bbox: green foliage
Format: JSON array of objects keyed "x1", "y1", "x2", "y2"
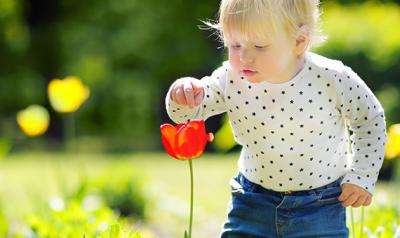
[
  {"x1": 0, "y1": 138, "x2": 12, "y2": 159},
  {"x1": 89, "y1": 175, "x2": 146, "y2": 218},
  {"x1": 349, "y1": 204, "x2": 400, "y2": 237},
  {"x1": 213, "y1": 114, "x2": 236, "y2": 152},
  {"x1": 103, "y1": 224, "x2": 143, "y2": 238},
  {"x1": 1, "y1": 1, "x2": 400, "y2": 150},
  {"x1": 376, "y1": 86, "x2": 400, "y2": 126},
  {"x1": 0, "y1": 154, "x2": 157, "y2": 238},
  {"x1": 0, "y1": 209, "x2": 9, "y2": 237},
  {"x1": 0, "y1": 0, "x2": 222, "y2": 151},
  {"x1": 18, "y1": 198, "x2": 144, "y2": 238},
  {"x1": 25, "y1": 197, "x2": 118, "y2": 237},
  {"x1": 70, "y1": 168, "x2": 148, "y2": 219},
  {"x1": 319, "y1": 1, "x2": 400, "y2": 68}
]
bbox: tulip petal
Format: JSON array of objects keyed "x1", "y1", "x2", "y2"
[
  {"x1": 187, "y1": 119, "x2": 204, "y2": 131},
  {"x1": 160, "y1": 124, "x2": 178, "y2": 159},
  {"x1": 175, "y1": 126, "x2": 198, "y2": 159},
  {"x1": 386, "y1": 124, "x2": 400, "y2": 158},
  {"x1": 160, "y1": 119, "x2": 213, "y2": 160},
  {"x1": 16, "y1": 105, "x2": 50, "y2": 137},
  {"x1": 176, "y1": 122, "x2": 207, "y2": 159},
  {"x1": 176, "y1": 123, "x2": 185, "y2": 131},
  {"x1": 48, "y1": 76, "x2": 90, "y2": 113},
  {"x1": 207, "y1": 133, "x2": 214, "y2": 142},
  {"x1": 187, "y1": 119, "x2": 209, "y2": 148}
]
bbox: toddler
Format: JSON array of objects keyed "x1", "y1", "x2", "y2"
[{"x1": 165, "y1": 0, "x2": 387, "y2": 237}]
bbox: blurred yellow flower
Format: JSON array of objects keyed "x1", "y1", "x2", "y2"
[
  {"x1": 48, "y1": 76, "x2": 90, "y2": 113},
  {"x1": 385, "y1": 123, "x2": 400, "y2": 159},
  {"x1": 16, "y1": 105, "x2": 50, "y2": 137}
]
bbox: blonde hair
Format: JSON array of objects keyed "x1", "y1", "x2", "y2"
[{"x1": 202, "y1": 0, "x2": 326, "y2": 48}]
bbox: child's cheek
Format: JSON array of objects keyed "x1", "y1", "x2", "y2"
[{"x1": 228, "y1": 52, "x2": 241, "y2": 73}]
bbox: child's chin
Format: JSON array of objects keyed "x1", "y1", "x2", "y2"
[{"x1": 245, "y1": 77, "x2": 262, "y2": 84}]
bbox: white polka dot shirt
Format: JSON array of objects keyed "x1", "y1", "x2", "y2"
[{"x1": 165, "y1": 52, "x2": 387, "y2": 194}]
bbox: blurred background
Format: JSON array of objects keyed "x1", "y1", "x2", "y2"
[{"x1": 1, "y1": 0, "x2": 400, "y2": 237}]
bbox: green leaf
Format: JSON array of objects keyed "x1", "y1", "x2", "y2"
[
  {"x1": 131, "y1": 231, "x2": 142, "y2": 238},
  {"x1": 184, "y1": 230, "x2": 189, "y2": 238},
  {"x1": 109, "y1": 224, "x2": 122, "y2": 238},
  {"x1": 213, "y1": 114, "x2": 236, "y2": 152}
]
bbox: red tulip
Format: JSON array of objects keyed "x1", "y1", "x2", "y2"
[
  {"x1": 160, "y1": 119, "x2": 214, "y2": 160},
  {"x1": 160, "y1": 119, "x2": 213, "y2": 238}
]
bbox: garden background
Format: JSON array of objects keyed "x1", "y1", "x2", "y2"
[{"x1": 1, "y1": 0, "x2": 400, "y2": 237}]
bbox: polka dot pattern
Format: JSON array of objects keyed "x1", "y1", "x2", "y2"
[{"x1": 166, "y1": 52, "x2": 387, "y2": 194}]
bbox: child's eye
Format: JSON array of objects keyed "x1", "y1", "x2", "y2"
[
  {"x1": 230, "y1": 44, "x2": 241, "y2": 50},
  {"x1": 255, "y1": 45, "x2": 268, "y2": 49}
]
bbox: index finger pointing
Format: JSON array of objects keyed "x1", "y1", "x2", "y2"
[{"x1": 183, "y1": 82, "x2": 195, "y2": 108}]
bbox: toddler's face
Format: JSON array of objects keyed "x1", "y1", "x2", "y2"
[{"x1": 227, "y1": 31, "x2": 300, "y2": 84}]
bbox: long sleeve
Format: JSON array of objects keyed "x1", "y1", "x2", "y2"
[
  {"x1": 165, "y1": 62, "x2": 229, "y2": 124},
  {"x1": 336, "y1": 66, "x2": 387, "y2": 194}
]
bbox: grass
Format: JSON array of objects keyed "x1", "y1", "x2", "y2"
[
  {"x1": 0, "y1": 152, "x2": 398, "y2": 238},
  {"x1": 0, "y1": 152, "x2": 237, "y2": 238}
]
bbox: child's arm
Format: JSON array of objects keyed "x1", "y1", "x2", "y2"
[
  {"x1": 336, "y1": 66, "x2": 387, "y2": 195},
  {"x1": 165, "y1": 63, "x2": 228, "y2": 124}
]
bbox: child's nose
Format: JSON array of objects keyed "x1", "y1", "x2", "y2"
[{"x1": 239, "y1": 49, "x2": 255, "y2": 64}]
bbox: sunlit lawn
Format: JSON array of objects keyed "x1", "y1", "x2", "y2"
[{"x1": 0, "y1": 152, "x2": 398, "y2": 238}]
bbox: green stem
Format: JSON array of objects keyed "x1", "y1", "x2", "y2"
[
  {"x1": 63, "y1": 113, "x2": 76, "y2": 153},
  {"x1": 360, "y1": 206, "x2": 364, "y2": 238},
  {"x1": 188, "y1": 159, "x2": 194, "y2": 238},
  {"x1": 351, "y1": 207, "x2": 356, "y2": 238}
]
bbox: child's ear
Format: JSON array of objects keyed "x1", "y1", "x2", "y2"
[{"x1": 294, "y1": 25, "x2": 310, "y2": 56}]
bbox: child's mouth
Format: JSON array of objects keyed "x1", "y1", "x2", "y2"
[{"x1": 242, "y1": 69, "x2": 257, "y2": 76}]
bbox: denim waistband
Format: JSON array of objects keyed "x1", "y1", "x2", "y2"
[{"x1": 236, "y1": 172, "x2": 345, "y2": 196}]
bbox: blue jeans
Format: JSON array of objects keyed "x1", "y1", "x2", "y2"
[{"x1": 221, "y1": 173, "x2": 349, "y2": 238}]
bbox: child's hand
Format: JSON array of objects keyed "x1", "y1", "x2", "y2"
[
  {"x1": 338, "y1": 183, "x2": 372, "y2": 208},
  {"x1": 170, "y1": 77, "x2": 205, "y2": 109}
]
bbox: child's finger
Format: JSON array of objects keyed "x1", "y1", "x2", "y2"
[
  {"x1": 338, "y1": 185, "x2": 352, "y2": 202},
  {"x1": 342, "y1": 193, "x2": 358, "y2": 207},
  {"x1": 364, "y1": 196, "x2": 372, "y2": 206},
  {"x1": 191, "y1": 80, "x2": 204, "y2": 95},
  {"x1": 170, "y1": 87, "x2": 178, "y2": 103},
  {"x1": 194, "y1": 89, "x2": 204, "y2": 106},
  {"x1": 175, "y1": 86, "x2": 187, "y2": 105},
  {"x1": 183, "y1": 83, "x2": 195, "y2": 108},
  {"x1": 191, "y1": 80, "x2": 204, "y2": 106},
  {"x1": 352, "y1": 195, "x2": 367, "y2": 208}
]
